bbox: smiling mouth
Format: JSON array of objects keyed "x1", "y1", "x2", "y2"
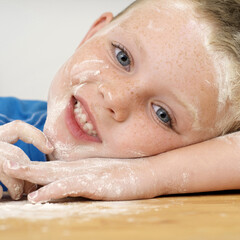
[
  {"x1": 73, "y1": 99, "x2": 97, "y2": 137},
  {"x1": 65, "y1": 96, "x2": 101, "y2": 143}
]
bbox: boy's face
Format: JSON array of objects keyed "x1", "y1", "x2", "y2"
[{"x1": 44, "y1": 0, "x2": 223, "y2": 160}]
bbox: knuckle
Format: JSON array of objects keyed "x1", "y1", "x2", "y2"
[
  {"x1": 11, "y1": 120, "x2": 23, "y2": 129},
  {"x1": 12, "y1": 120, "x2": 22, "y2": 126}
]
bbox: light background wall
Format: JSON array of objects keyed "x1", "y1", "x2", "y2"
[{"x1": 0, "y1": 0, "x2": 134, "y2": 100}]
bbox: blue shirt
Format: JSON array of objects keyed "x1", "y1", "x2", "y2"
[{"x1": 0, "y1": 97, "x2": 47, "y2": 191}]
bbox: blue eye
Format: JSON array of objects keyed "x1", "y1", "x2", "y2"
[
  {"x1": 115, "y1": 48, "x2": 130, "y2": 67},
  {"x1": 152, "y1": 104, "x2": 171, "y2": 126},
  {"x1": 112, "y1": 43, "x2": 132, "y2": 71}
]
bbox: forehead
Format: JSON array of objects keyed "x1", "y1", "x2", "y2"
[
  {"x1": 114, "y1": 1, "x2": 211, "y2": 74},
  {"x1": 119, "y1": 1, "x2": 206, "y2": 54}
]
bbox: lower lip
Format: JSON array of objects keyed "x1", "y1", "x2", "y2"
[{"x1": 65, "y1": 97, "x2": 101, "y2": 143}]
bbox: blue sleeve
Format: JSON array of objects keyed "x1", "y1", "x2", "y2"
[{"x1": 0, "y1": 97, "x2": 48, "y2": 191}]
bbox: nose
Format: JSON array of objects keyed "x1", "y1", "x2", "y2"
[{"x1": 97, "y1": 83, "x2": 131, "y2": 122}]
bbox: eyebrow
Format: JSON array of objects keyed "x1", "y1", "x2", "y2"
[
  {"x1": 132, "y1": 34, "x2": 146, "y2": 58},
  {"x1": 120, "y1": 27, "x2": 146, "y2": 58}
]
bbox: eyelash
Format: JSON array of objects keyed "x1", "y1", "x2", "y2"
[
  {"x1": 111, "y1": 42, "x2": 133, "y2": 72},
  {"x1": 152, "y1": 104, "x2": 174, "y2": 129}
]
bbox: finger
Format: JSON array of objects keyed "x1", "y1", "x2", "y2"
[
  {"x1": 0, "y1": 121, "x2": 54, "y2": 154},
  {"x1": 3, "y1": 160, "x2": 82, "y2": 185},
  {"x1": 27, "y1": 175, "x2": 112, "y2": 203},
  {"x1": 0, "y1": 173, "x2": 24, "y2": 200},
  {"x1": 0, "y1": 142, "x2": 31, "y2": 164},
  {"x1": 27, "y1": 177, "x2": 88, "y2": 203},
  {"x1": 3, "y1": 160, "x2": 54, "y2": 185}
]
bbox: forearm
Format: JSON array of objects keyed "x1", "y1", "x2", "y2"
[
  {"x1": 149, "y1": 132, "x2": 240, "y2": 196},
  {"x1": 3, "y1": 131, "x2": 240, "y2": 203}
]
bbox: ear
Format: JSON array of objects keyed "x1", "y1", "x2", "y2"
[{"x1": 77, "y1": 12, "x2": 114, "y2": 48}]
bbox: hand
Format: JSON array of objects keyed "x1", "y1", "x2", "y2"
[
  {"x1": 0, "y1": 121, "x2": 54, "y2": 200},
  {"x1": 3, "y1": 158, "x2": 159, "y2": 203}
]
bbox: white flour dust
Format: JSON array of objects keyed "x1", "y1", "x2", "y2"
[{"x1": 0, "y1": 197, "x2": 161, "y2": 222}]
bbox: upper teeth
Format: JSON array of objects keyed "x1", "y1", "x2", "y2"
[{"x1": 74, "y1": 101, "x2": 97, "y2": 137}]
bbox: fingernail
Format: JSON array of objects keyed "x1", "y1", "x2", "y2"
[
  {"x1": 28, "y1": 191, "x2": 38, "y2": 202},
  {"x1": 7, "y1": 160, "x2": 20, "y2": 170},
  {"x1": 14, "y1": 192, "x2": 22, "y2": 201}
]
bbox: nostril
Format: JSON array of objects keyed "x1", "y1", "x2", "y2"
[
  {"x1": 109, "y1": 108, "x2": 126, "y2": 122},
  {"x1": 109, "y1": 108, "x2": 115, "y2": 114},
  {"x1": 108, "y1": 108, "x2": 117, "y2": 119}
]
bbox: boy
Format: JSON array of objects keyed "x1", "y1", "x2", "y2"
[{"x1": 1, "y1": 0, "x2": 240, "y2": 203}]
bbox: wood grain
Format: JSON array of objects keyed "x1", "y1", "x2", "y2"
[{"x1": 1, "y1": 191, "x2": 240, "y2": 240}]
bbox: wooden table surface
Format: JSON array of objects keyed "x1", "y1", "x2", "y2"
[{"x1": 1, "y1": 191, "x2": 240, "y2": 240}]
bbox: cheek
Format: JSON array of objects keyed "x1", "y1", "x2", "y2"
[
  {"x1": 47, "y1": 66, "x2": 72, "y2": 110},
  {"x1": 108, "y1": 119, "x2": 185, "y2": 156}
]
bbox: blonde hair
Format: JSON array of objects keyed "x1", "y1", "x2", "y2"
[
  {"x1": 193, "y1": 0, "x2": 240, "y2": 134},
  {"x1": 115, "y1": 0, "x2": 240, "y2": 135}
]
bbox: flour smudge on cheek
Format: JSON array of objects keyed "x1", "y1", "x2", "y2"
[{"x1": 44, "y1": 58, "x2": 109, "y2": 160}]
